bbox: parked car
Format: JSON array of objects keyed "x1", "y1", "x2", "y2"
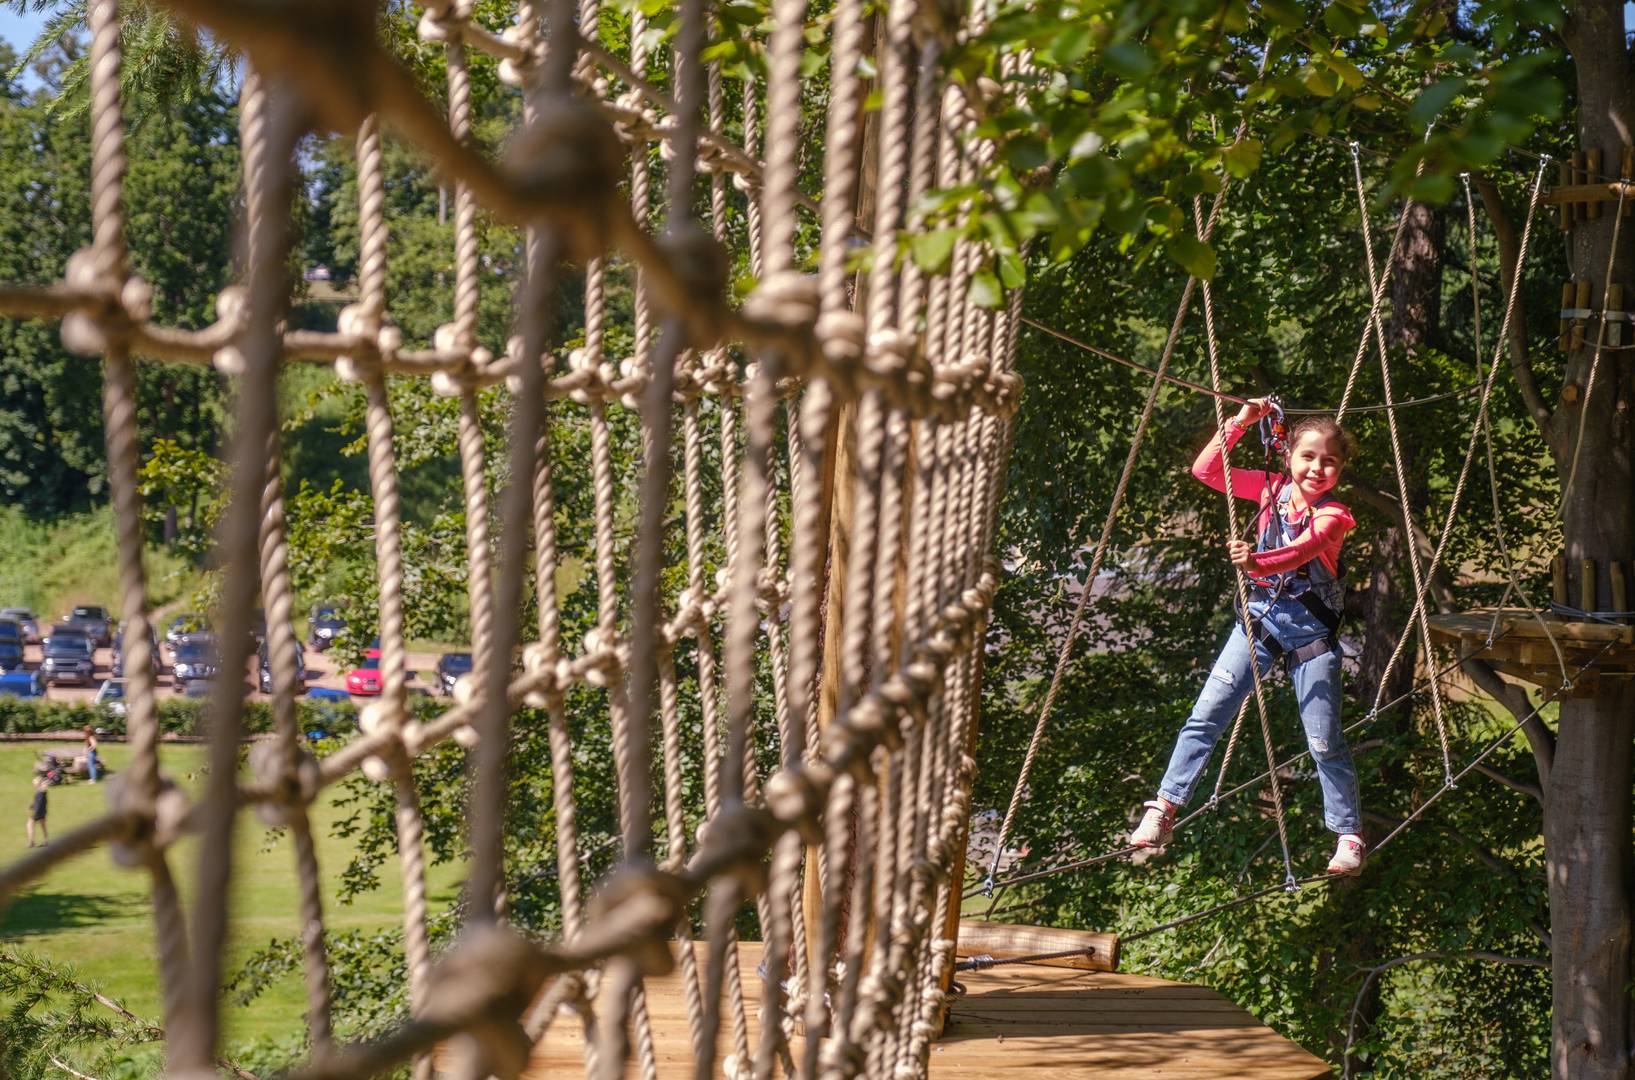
[
  {"x1": 94, "y1": 678, "x2": 128, "y2": 716},
  {"x1": 165, "y1": 614, "x2": 211, "y2": 653},
  {"x1": 307, "y1": 605, "x2": 347, "y2": 650},
  {"x1": 41, "y1": 632, "x2": 96, "y2": 686},
  {"x1": 0, "y1": 607, "x2": 40, "y2": 643},
  {"x1": 435, "y1": 651, "x2": 474, "y2": 696},
  {"x1": 183, "y1": 679, "x2": 250, "y2": 700},
  {"x1": 0, "y1": 637, "x2": 24, "y2": 673},
  {"x1": 0, "y1": 618, "x2": 22, "y2": 645},
  {"x1": 59, "y1": 605, "x2": 113, "y2": 647},
  {"x1": 0, "y1": 669, "x2": 46, "y2": 698},
  {"x1": 345, "y1": 654, "x2": 383, "y2": 696},
  {"x1": 112, "y1": 625, "x2": 162, "y2": 678},
  {"x1": 257, "y1": 639, "x2": 308, "y2": 695},
  {"x1": 171, "y1": 637, "x2": 221, "y2": 691}
]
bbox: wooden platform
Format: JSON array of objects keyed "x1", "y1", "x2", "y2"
[
  {"x1": 1428, "y1": 606, "x2": 1635, "y2": 696},
  {"x1": 516, "y1": 943, "x2": 1329, "y2": 1078}
]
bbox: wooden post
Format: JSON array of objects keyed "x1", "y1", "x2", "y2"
[
  {"x1": 1609, "y1": 560, "x2": 1627, "y2": 616},
  {"x1": 1573, "y1": 149, "x2": 1587, "y2": 222},
  {"x1": 803, "y1": 22, "x2": 881, "y2": 976},
  {"x1": 1622, "y1": 146, "x2": 1633, "y2": 215},
  {"x1": 1553, "y1": 555, "x2": 1570, "y2": 606},
  {"x1": 1587, "y1": 148, "x2": 1604, "y2": 219},
  {"x1": 1609, "y1": 283, "x2": 1624, "y2": 346},
  {"x1": 1582, "y1": 558, "x2": 1599, "y2": 613}
]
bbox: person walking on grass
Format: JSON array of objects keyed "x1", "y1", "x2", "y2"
[
  {"x1": 83, "y1": 725, "x2": 100, "y2": 784},
  {"x1": 26, "y1": 775, "x2": 48, "y2": 847}
]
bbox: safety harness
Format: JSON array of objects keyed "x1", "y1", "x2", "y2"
[{"x1": 1239, "y1": 398, "x2": 1345, "y2": 671}]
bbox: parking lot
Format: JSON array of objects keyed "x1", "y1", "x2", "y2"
[{"x1": 10, "y1": 638, "x2": 449, "y2": 704}]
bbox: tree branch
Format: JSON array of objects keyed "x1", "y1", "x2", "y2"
[
  {"x1": 1340, "y1": 473, "x2": 1556, "y2": 786},
  {"x1": 1362, "y1": 809, "x2": 1551, "y2": 948},
  {"x1": 1343, "y1": 951, "x2": 1549, "y2": 1079},
  {"x1": 1473, "y1": 172, "x2": 1555, "y2": 448}
]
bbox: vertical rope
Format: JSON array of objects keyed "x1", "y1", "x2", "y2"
[{"x1": 1350, "y1": 144, "x2": 1454, "y2": 784}]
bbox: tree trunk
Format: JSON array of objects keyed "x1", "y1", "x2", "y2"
[
  {"x1": 1338, "y1": 195, "x2": 1444, "y2": 1074},
  {"x1": 1552, "y1": 3, "x2": 1635, "y2": 1075}
]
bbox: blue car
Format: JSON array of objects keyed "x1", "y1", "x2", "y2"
[{"x1": 0, "y1": 670, "x2": 47, "y2": 698}]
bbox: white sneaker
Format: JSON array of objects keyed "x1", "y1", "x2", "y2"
[
  {"x1": 1131, "y1": 800, "x2": 1175, "y2": 849},
  {"x1": 1327, "y1": 833, "x2": 1365, "y2": 876}
]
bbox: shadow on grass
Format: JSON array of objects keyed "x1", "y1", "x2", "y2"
[{"x1": 1, "y1": 890, "x2": 129, "y2": 936}]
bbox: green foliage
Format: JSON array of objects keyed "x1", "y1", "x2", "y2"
[
  {"x1": 908, "y1": 0, "x2": 1566, "y2": 293},
  {"x1": 0, "y1": 69, "x2": 234, "y2": 514}
]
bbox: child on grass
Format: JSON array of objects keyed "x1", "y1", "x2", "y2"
[
  {"x1": 1132, "y1": 397, "x2": 1365, "y2": 875},
  {"x1": 26, "y1": 775, "x2": 48, "y2": 848}
]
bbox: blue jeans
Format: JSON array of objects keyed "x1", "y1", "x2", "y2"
[
  {"x1": 1157, "y1": 596, "x2": 1361, "y2": 834},
  {"x1": 86, "y1": 750, "x2": 98, "y2": 782}
]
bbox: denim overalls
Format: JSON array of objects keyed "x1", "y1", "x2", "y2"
[{"x1": 1157, "y1": 485, "x2": 1361, "y2": 834}]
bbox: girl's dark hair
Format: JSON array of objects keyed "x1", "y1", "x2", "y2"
[{"x1": 1288, "y1": 414, "x2": 1356, "y2": 464}]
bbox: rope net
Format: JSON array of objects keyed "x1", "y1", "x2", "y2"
[{"x1": 0, "y1": 0, "x2": 1024, "y2": 1076}]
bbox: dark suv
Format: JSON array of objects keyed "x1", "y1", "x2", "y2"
[
  {"x1": 171, "y1": 636, "x2": 221, "y2": 691},
  {"x1": 41, "y1": 632, "x2": 96, "y2": 686},
  {"x1": 112, "y1": 625, "x2": 162, "y2": 678},
  {"x1": 435, "y1": 651, "x2": 474, "y2": 696},
  {"x1": 59, "y1": 605, "x2": 113, "y2": 647},
  {"x1": 257, "y1": 639, "x2": 308, "y2": 694}
]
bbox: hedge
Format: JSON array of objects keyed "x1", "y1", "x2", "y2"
[{"x1": 0, "y1": 697, "x2": 361, "y2": 738}]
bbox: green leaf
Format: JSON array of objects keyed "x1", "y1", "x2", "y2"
[
  {"x1": 1222, "y1": 137, "x2": 1262, "y2": 178},
  {"x1": 911, "y1": 228, "x2": 961, "y2": 274},
  {"x1": 1409, "y1": 76, "x2": 1465, "y2": 130},
  {"x1": 969, "y1": 267, "x2": 1003, "y2": 309},
  {"x1": 997, "y1": 252, "x2": 1026, "y2": 289},
  {"x1": 1165, "y1": 233, "x2": 1217, "y2": 280},
  {"x1": 1102, "y1": 42, "x2": 1155, "y2": 79}
]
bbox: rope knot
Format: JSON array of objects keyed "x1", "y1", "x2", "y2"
[
  {"x1": 582, "y1": 628, "x2": 623, "y2": 686},
  {"x1": 695, "y1": 804, "x2": 778, "y2": 893},
  {"x1": 357, "y1": 700, "x2": 412, "y2": 782},
  {"x1": 816, "y1": 309, "x2": 866, "y2": 369},
  {"x1": 60, "y1": 247, "x2": 143, "y2": 355},
  {"x1": 497, "y1": 24, "x2": 538, "y2": 87},
  {"x1": 589, "y1": 863, "x2": 688, "y2": 975},
  {"x1": 743, "y1": 271, "x2": 820, "y2": 334},
  {"x1": 247, "y1": 741, "x2": 321, "y2": 828},
  {"x1": 504, "y1": 98, "x2": 626, "y2": 261},
  {"x1": 762, "y1": 766, "x2": 827, "y2": 842},
  {"x1": 425, "y1": 925, "x2": 549, "y2": 1080},
  {"x1": 657, "y1": 222, "x2": 732, "y2": 346},
  {"x1": 416, "y1": 1, "x2": 464, "y2": 44},
  {"x1": 105, "y1": 772, "x2": 190, "y2": 869}
]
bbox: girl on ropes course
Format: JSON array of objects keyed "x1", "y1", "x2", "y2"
[{"x1": 1131, "y1": 396, "x2": 1366, "y2": 876}]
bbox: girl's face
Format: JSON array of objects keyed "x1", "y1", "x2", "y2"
[{"x1": 1288, "y1": 430, "x2": 1345, "y2": 501}]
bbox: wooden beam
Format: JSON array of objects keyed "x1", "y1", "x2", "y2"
[
  {"x1": 1581, "y1": 557, "x2": 1598, "y2": 612},
  {"x1": 956, "y1": 921, "x2": 1121, "y2": 973},
  {"x1": 1545, "y1": 181, "x2": 1635, "y2": 206}
]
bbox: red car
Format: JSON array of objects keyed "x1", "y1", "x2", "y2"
[{"x1": 345, "y1": 650, "x2": 383, "y2": 696}]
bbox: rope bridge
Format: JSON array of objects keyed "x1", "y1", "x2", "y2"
[{"x1": 0, "y1": 0, "x2": 1025, "y2": 1076}]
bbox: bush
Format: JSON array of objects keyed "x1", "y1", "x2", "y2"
[{"x1": 0, "y1": 697, "x2": 358, "y2": 738}]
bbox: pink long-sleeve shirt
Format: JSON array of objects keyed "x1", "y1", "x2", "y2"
[{"x1": 1191, "y1": 424, "x2": 1354, "y2": 578}]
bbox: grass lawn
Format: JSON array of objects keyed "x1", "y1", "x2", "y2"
[{"x1": 0, "y1": 740, "x2": 465, "y2": 1059}]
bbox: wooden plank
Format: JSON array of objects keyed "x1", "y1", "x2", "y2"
[
  {"x1": 1559, "y1": 282, "x2": 1574, "y2": 352},
  {"x1": 1610, "y1": 283, "x2": 1624, "y2": 347},
  {"x1": 510, "y1": 942, "x2": 1330, "y2": 1079},
  {"x1": 1553, "y1": 557, "x2": 1570, "y2": 606},
  {"x1": 1582, "y1": 557, "x2": 1598, "y2": 613},
  {"x1": 1611, "y1": 560, "x2": 1628, "y2": 616},
  {"x1": 956, "y1": 920, "x2": 1120, "y2": 971}
]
